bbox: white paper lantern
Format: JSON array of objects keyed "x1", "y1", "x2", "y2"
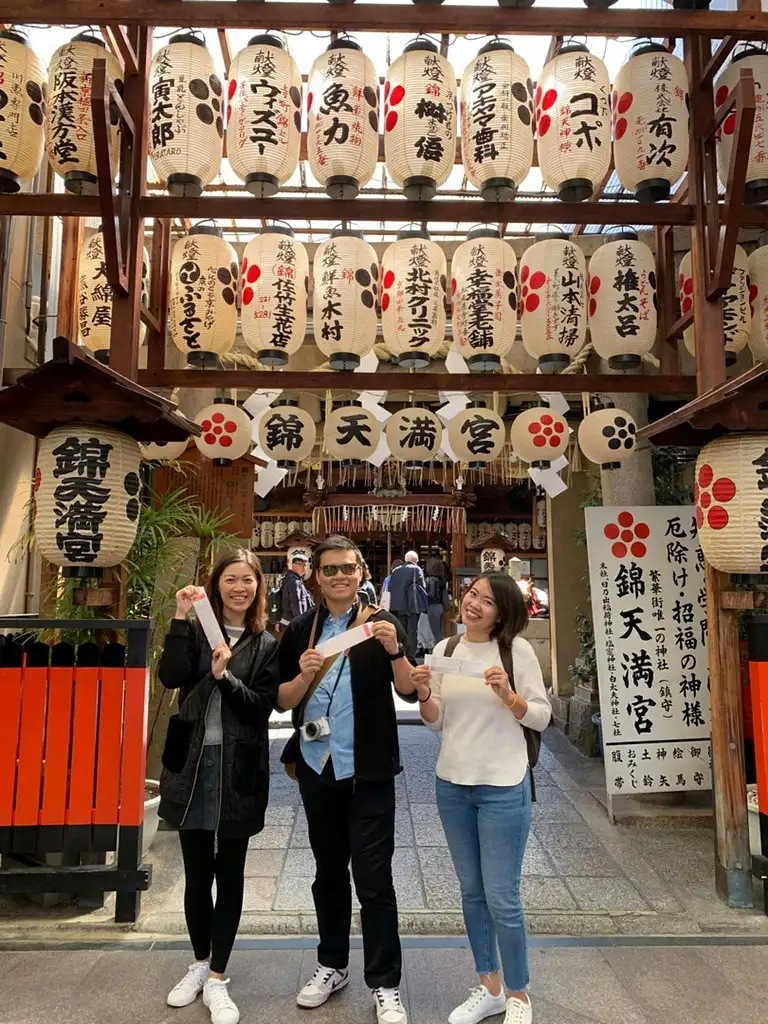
[
  {"x1": 384, "y1": 40, "x2": 456, "y2": 201},
  {"x1": 0, "y1": 31, "x2": 46, "y2": 194},
  {"x1": 194, "y1": 400, "x2": 253, "y2": 464},
  {"x1": 287, "y1": 543, "x2": 312, "y2": 566},
  {"x1": 588, "y1": 233, "x2": 657, "y2": 370},
  {"x1": 695, "y1": 435, "x2": 768, "y2": 577},
  {"x1": 325, "y1": 402, "x2": 382, "y2": 466},
  {"x1": 241, "y1": 225, "x2": 308, "y2": 367},
  {"x1": 613, "y1": 43, "x2": 689, "y2": 203},
  {"x1": 313, "y1": 228, "x2": 379, "y2": 370},
  {"x1": 259, "y1": 401, "x2": 316, "y2": 468},
  {"x1": 748, "y1": 241, "x2": 768, "y2": 362},
  {"x1": 149, "y1": 33, "x2": 223, "y2": 197},
  {"x1": 520, "y1": 237, "x2": 587, "y2": 371},
  {"x1": 679, "y1": 246, "x2": 750, "y2": 366},
  {"x1": 307, "y1": 39, "x2": 379, "y2": 200},
  {"x1": 227, "y1": 34, "x2": 302, "y2": 197},
  {"x1": 381, "y1": 226, "x2": 447, "y2": 368},
  {"x1": 578, "y1": 407, "x2": 638, "y2": 469},
  {"x1": 452, "y1": 227, "x2": 517, "y2": 372},
  {"x1": 46, "y1": 33, "x2": 122, "y2": 195},
  {"x1": 715, "y1": 46, "x2": 768, "y2": 205},
  {"x1": 34, "y1": 423, "x2": 141, "y2": 576},
  {"x1": 169, "y1": 224, "x2": 238, "y2": 366},
  {"x1": 447, "y1": 403, "x2": 506, "y2": 467},
  {"x1": 77, "y1": 231, "x2": 150, "y2": 360},
  {"x1": 536, "y1": 43, "x2": 611, "y2": 202},
  {"x1": 385, "y1": 406, "x2": 443, "y2": 468},
  {"x1": 460, "y1": 40, "x2": 533, "y2": 202},
  {"x1": 480, "y1": 547, "x2": 507, "y2": 573},
  {"x1": 510, "y1": 406, "x2": 568, "y2": 467},
  {"x1": 140, "y1": 438, "x2": 189, "y2": 461}
]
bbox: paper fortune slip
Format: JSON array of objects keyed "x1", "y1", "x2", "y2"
[
  {"x1": 193, "y1": 591, "x2": 228, "y2": 651},
  {"x1": 316, "y1": 622, "x2": 375, "y2": 658},
  {"x1": 425, "y1": 654, "x2": 487, "y2": 679}
]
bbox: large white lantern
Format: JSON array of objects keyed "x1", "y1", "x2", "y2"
[
  {"x1": 169, "y1": 224, "x2": 238, "y2": 366},
  {"x1": 748, "y1": 240, "x2": 768, "y2": 362},
  {"x1": 613, "y1": 42, "x2": 689, "y2": 203},
  {"x1": 307, "y1": 39, "x2": 379, "y2": 200},
  {"x1": 460, "y1": 40, "x2": 533, "y2": 202},
  {"x1": 715, "y1": 46, "x2": 768, "y2": 205},
  {"x1": 448, "y1": 402, "x2": 506, "y2": 468},
  {"x1": 510, "y1": 406, "x2": 568, "y2": 467},
  {"x1": 149, "y1": 32, "x2": 223, "y2": 197},
  {"x1": 34, "y1": 423, "x2": 141, "y2": 577},
  {"x1": 520, "y1": 237, "x2": 587, "y2": 371},
  {"x1": 77, "y1": 230, "x2": 150, "y2": 361},
  {"x1": 194, "y1": 399, "x2": 253, "y2": 465},
  {"x1": 0, "y1": 31, "x2": 46, "y2": 194},
  {"x1": 313, "y1": 227, "x2": 379, "y2": 370},
  {"x1": 385, "y1": 406, "x2": 443, "y2": 468},
  {"x1": 325, "y1": 402, "x2": 382, "y2": 466},
  {"x1": 480, "y1": 547, "x2": 507, "y2": 574},
  {"x1": 227, "y1": 34, "x2": 302, "y2": 198},
  {"x1": 259, "y1": 400, "x2": 316, "y2": 468},
  {"x1": 381, "y1": 226, "x2": 447, "y2": 368},
  {"x1": 578, "y1": 406, "x2": 638, "y2": 469},
  {"x1": 535, "y1": 43, "x2": 611, "y2": 202},
  {"x1": 679, "y1": 246, "x2": 750, "y2": 366},
  {"x1": 384, "y1": 39, "x2": 456, "y2": 201},
  {"x1": 46, "y1": 33, "x2": 122, "y2": 195},
  {"x1": 452, "y1": 227, "x2": 517, "y2": 372},
  {"x1": 695, "y1": 435, "x2": 768, "y2": 578},
  {"x1": 140, "y1": 438, "x2": 189, "y2": 461},
  {"x1": 588, "y1": 232, "x2": 657, "y2": 370},
  {"x1": 241, "y1": 225, "x2": 308, "y2": 368}
]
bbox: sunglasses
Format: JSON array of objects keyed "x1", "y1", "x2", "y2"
[{"x1": 319, "y1": 562, "x2": 361, "y2": 578}]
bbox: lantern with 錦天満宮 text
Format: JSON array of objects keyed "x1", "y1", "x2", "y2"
[
  {"x1": 588, "y1": 233, "x2": 657, "y2": 370},
  {"x1": 0, "y1": 31, "x2": 46, "y2": 194},
  {"x1": 313, "y1": 228, "x2": 379, "y2": 370},
  {"x1": 452, "y1": 227, "x2": 517, "y2": 372},
  {"x1": 385, "y1": 406, "x2": 443, "y2": 470},
  {"x1": 194, "y1": 400, "x2": 254, "y2": 466},
  {"x1": 324, "y1": 402, "x2": 382, "y2": 467},
  {"x1": 447, "y1": 403, "x2": 506, "y2": 468},
  {"x1": 381, "y1": 226, "x2": 447, "y2": 369},
  {"x1": 520, "y1": 237, "x2": 587, "y2": 371},
  {"x1": 259, "y1": 401, "x2": 317, "y2": 469}
]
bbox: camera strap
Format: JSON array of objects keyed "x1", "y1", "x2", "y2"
[{"x1": 297, "y1": 603, "x2": 378, "y2": 719}]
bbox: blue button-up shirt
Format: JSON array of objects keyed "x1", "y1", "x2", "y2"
[{"x1": 301, "y1": 608, "x2": 355, "y2": 780}]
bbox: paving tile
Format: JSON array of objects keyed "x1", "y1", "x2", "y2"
[
  {"x1": 417, "y1": 847, "x2": 462, "y2": 910},
  {"x1": 241, "y1": 876, "x2": 278, "y2": 912},
  {"x1": 392, "y1": 847, "x2": 425, "y2": 909},
  {"x1": 533, "y1": 824, "x2": 604, "y2": 850},
  {"x1": 282, "y1": 848, "x2": 317, "y2": 877},
  {"x1": 263, "y1": 804, "x2": 297, "y2": 828},
  {"x1": 274, "y1": 874, "x2": 315, "y2": 912},
  {"x1": 527, "y1": 914, "x2": 618, "y2": 936},
  {"x1": 522, "y1": 877, "x2": 577, "y2": 911},
  {"x1": 540, "y1": 844, "x2": 625, "y2": 878},
  {"x1": 0, "y1": 951, "x2": 103, "y2": 1024},
  {"x1": 249, "y1": 826, "x2": 293, "y2": 849},
  {"x1": 529, "y1": 949, "x2": 649, "y2": 1024},
  {"x1": 565, "y1": 877, "x2": 649, "y2": 912},
  {"x1": 244, "y1": 848, "x2": 285, "y2": 878},
  {"x1": 522, "y1": 834, "x2": 559, "y2": 876},
  {"x1": 410, "y1": 803, "x2": 447, "y2": 846},
  {"x1": 532, "y1": 792, "x2": 586, "y2": 824}
]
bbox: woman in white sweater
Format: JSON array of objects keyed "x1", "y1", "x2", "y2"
[{"x1": 411, "y1": 573, "x2": 551, "y2": 1024}]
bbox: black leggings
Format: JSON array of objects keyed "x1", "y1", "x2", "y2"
[{"x1": 179, "y1": 830, "x2": 249, "y2": 974}]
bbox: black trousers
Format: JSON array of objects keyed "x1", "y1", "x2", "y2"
[
  {"x1": 395, "y1": 611, "x2": 420, "y2": 654},
  {"x1": 179, "y1": 829, "x2": 249, "y2": 974},
  {"x1": 298, "y1": 761, "x2": 402, "y2": 989}
]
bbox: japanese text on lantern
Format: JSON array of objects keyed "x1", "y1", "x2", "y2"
[
  {"x1": 315, "y1": 49, "x2": 356, "y2": 166},
  {"x1": 612, "y1": 243, "x2": 647, "y2": 339},
  {"x1": 461, "y1": 413, "x2": 501, "y2": 457},
  {"x1": 398, "y1": 412, "x2": 438, "y2": 452},
  {"x1": 414, "y1": 53, "x2": 452, "y2": 165},
  {"x1": 52, "y1": 436, "x2": 113, "y2": 563},
  {"x1": 753, "y1": 446, "x2": 768, "y2": 572},
  {"x1": 246, "y1": 47, "x2": 285, "y2": 155},
  {"x1": 320, "y1": 241, "x2": 343, "y2": 347},
  {"x1": 79, "y1": 234, "x2": 112, "y2": 339},
  {"x1": 0, "y1": 38, "x2": 23, "y2": 163},
  {"x1": 465, "y1": 243, "x2": 495, "y2": 350},
  {"x1": 558, "y1": 245, "x2": 582, "y2": 349},
  {"x1": 50, "y1": 46, "x2": 79, "y2": 166},
  {"x1": 469, "y1": 56, "x2": 498, "y2": 167},
  {"x1": 404, "y1": 243, "x2": 435, "y2": 350},
  {"x1": 642, "y1": 54, "x2": 678, "y2": 171},
  {"x1": 264, "y1": 411, "x2": 303, "y2": 452},
  {"x1": 586, "y1": 506, "x2": 711, "y2": 796},
  {"x1": 335, "y1": 413, "x2": 373, "y2": 450},
  {"x1": 177, "y1": 237, "x2": 203, "y2": 349},
  {"x1": 270, "y1": 238, "x2": 297, "y2": 350},
  {"x1": 151, "y1": 48, "x2": 177, "y2": 154},
  {"x1": 560, "y1": 53, "x2": 607, "y2": 156}
]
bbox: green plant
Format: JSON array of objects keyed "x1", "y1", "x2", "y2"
[{"x1": 569, "y1": 610, "x2": 597, "y2": 689}]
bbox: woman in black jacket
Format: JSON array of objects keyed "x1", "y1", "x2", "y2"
[{"x1": 158, "y1": 549, "x2": 279, "y2": 1024}]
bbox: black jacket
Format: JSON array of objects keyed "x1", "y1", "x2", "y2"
[
  {"x1": 281, "y1": 568, "x2": 313, "y2": 624},
  {"x1": 278, "y1": 604, "x2": 418, "y2": 781},
  {"x1": 157, "y1": 618, "x2": 280, "y2": 838},
  {"x1": 388, "y1": 563, "x2": 427, "y2": 614}
]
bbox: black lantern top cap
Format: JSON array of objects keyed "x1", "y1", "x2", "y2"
[{"x1": 248, "y1": 34, "x2": 285, "y2": 50}]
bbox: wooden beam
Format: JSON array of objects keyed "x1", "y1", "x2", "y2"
[
  {"x1": 701, "y1": 37, "x2": 737, "y2": 90},
  {"x1": 91, "y1": 58, "x2": 128, "y2": 295},
  {"x1": 56, "y1": 218, "x2": 82, "y2": 342},
  {"x1": 103, "y1": 25, "x2": 139, "y2": 75},
  {"x1": 655, "y1": 224, "x2": 680, "y2": 377},
  {"x1": 147, "y1": 218, "x2": 171, "y2": 372},
  {"x1": 666, "y1": 310, "x2": 694, "y2": 341},
  {"x1": 217, "y1": 29, "x2": 232, "y2": 77}
]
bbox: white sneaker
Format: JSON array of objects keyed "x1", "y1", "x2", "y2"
[
  {"x1": 373, "y1": 986, "x2": 408, "y2": 1024},
  {"x1": 449, "y1": 986, "x2": 507, "y2": 1024},
  {"x1": 297, "y1": 965, "x2": 349, "y2": 1008},
  {"x1": 203, "y1": 978, "x2": 240, "y2": 1024},
  {"x1": 167, "y1": 960, "x2": 209, "y2": 1007},
  {"x1": 503, "y1": 995, "x2": 532, "y2": 1024}
]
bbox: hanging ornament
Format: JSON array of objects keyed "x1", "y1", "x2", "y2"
[
  {"x1": 588, "y1": 232, "x2": 657, "y2": 370},
  {"x1": 140, "y1": 438, "x2": 189, "y2": 461},
  {"x1": 613, "y1": 42, "x2": 689, "y2": 203},
  {"x1": 194, "y1": 400, "x2": 253, "y2": 466},
  {"x1": 0, "y1": 31, "x2": 46, "y2": 194},
  {"x1": 715, "y1": 46, "x2": 768, "y2": 205},
  {"x1": 34, "y1": 423, "x2": 142, "y2": 578},
  {"x1": 381, "y1": 225, "x2": 447, "y2": 368},
  {"x1": 509, "y1": 406, "x2": 568, "y2": 468},
  {"x1": 452, "y1": 226, "x2": 517, "y2": 372},
  {"x1": 258, "y1": 400, "x2": 317, "y2": 468},
  {"x1": 169, "y1": 224, "x2": 237, "y2": 366},
  {"x1": 77, "y1": 230, "x2": 150, "y2": 362},
  {"x1": 520, "y1": 237, "x2": 587, "y2": 371},
  {"x1": 149, "y1": 32, "x2": 223, "y2": 197},
  {"x1": 385, "y1": 406, "x2": 443, "y2": 469},
  {"x1": 46, "y1": 33, "x2": 122, "y2": 195},
  {"x1": 447, "y1": 402, "x2": 506, "y2": 468},
  {"x1": 313, "y1": 226, "x2": 379, "y2": 370},
  {"x1": 325, "y1": 401, "x2": 382, "y2": 467},
  {"x1": 535, "y1": 42, "x2": 611, "y2": 202},
  {"x1": 384, "y1": 38, "x2": 456, "y2": 201},
  {"x1": 460, "y1": 40, "x2": 534, "y2": 202},
  {"x1": 748, "y1": 238, "x2": 768, "y2": 362},
  {"x1": 227, "y1": 34, "x2": 302, "y2": 198},
  {"x1": 578, "y1": 406, "x2": 638, "y2": 469},
  {"x1": 307, "y1": 38, "x2": 378, "y2": 200},
  {"x1": 241, "y1": 224, "x2": 309, "y2": 367},
  {"x1": 679, "y1": 246, "x2": 750, "y2": 366}
]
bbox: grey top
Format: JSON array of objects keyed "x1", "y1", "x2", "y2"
[{"x1": 204, "y1": 625, "x2": 245, "y2": 745}]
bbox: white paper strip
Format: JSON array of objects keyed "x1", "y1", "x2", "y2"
[
  {"x1": 425, "y1": 654, "x2": 487, "y2": 678},
  {"x1": 529, "y1": 466, "x2": 568, "y2": 498},
  {"x1": 537, "y1": 391, "x2": 570, "y2": 416},
  {"x1": 244, "y1": 389, "x2": 283, "y2": 417},
  {"x1": 316, "y1": 621, "x2": 376, "y2": 658},
  {"x1": 438, "y1": 434, "x2": 459, "y2": 463},
  {"x1": 359, "y1": 390, "x2": 391, "y2": 423},
  {"x1": 437, "y1": 394, "x2": 469, "y2": 425},
  {"x1": 193, "y1": 591, "x2": 228, "y2": 650},
  {"x1": 367, "y1": 434, "x2": 391, "y2": 467},
  {"x1": 355, "y1": 352, "x2": 379, "y2": 373},
  {"x1": 254, "y1": 460, "x2": 288, "y2": 497},
  {"x1": 445, "y1": 346, "x2": 470, "y2": 374}
]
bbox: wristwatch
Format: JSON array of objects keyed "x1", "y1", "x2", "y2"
[{"x1": 388, "y1": 643, "x2": 406, "y2": 662}]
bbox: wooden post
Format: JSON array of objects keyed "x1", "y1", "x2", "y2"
[
  {"x1": 147, "y1": 218, "x2": 171, "y2": 372},
  {"x1": 56, "y1": 218, "x2": 83, "y2": 341}
]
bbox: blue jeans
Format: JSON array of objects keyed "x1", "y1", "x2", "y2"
[{"x1": 436, "y1": 775, "x2": 532, "y2": 992}]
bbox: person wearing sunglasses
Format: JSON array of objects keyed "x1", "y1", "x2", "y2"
[{"x1": 277, "y1": 535, "x2": 417, "y2": 1024}]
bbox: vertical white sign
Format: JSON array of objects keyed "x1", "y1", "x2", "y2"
[{"x1": 585, "y1": 506, "x2": 712, "y2": 796}]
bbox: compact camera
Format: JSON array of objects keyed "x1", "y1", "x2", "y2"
[{"x1": 301, "y1": 716, "x2": 331, "y2": 742}]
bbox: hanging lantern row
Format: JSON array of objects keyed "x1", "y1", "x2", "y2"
[
  {"x1": 678, "y1": 245, "x2": 750, "y2": 367},
  {"x1": 77, "y1": 230, "x2": 150, "y2": 361}
]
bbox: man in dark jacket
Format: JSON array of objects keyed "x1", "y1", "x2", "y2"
[
  {"x1": 387, "y1": 550, "x2": 427, "y2": 654},
  {"x1": 280, "y1": 552, "x2": 314, "y2": 630},
  {"x1": 277, "y1": 535, "x2": 417, "y2": 1024}
]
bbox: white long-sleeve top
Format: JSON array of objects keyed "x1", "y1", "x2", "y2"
[{"x1": 425, "y1": 634, "x2": 551, "y2": 787}]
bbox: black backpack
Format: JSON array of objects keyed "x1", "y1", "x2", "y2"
[
  {"x1": 426, "y1": 575, "x2": 444, "y2": 603},
  {"x1": 267, "y1": 578, "x2": 284, "y2": 627}
]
